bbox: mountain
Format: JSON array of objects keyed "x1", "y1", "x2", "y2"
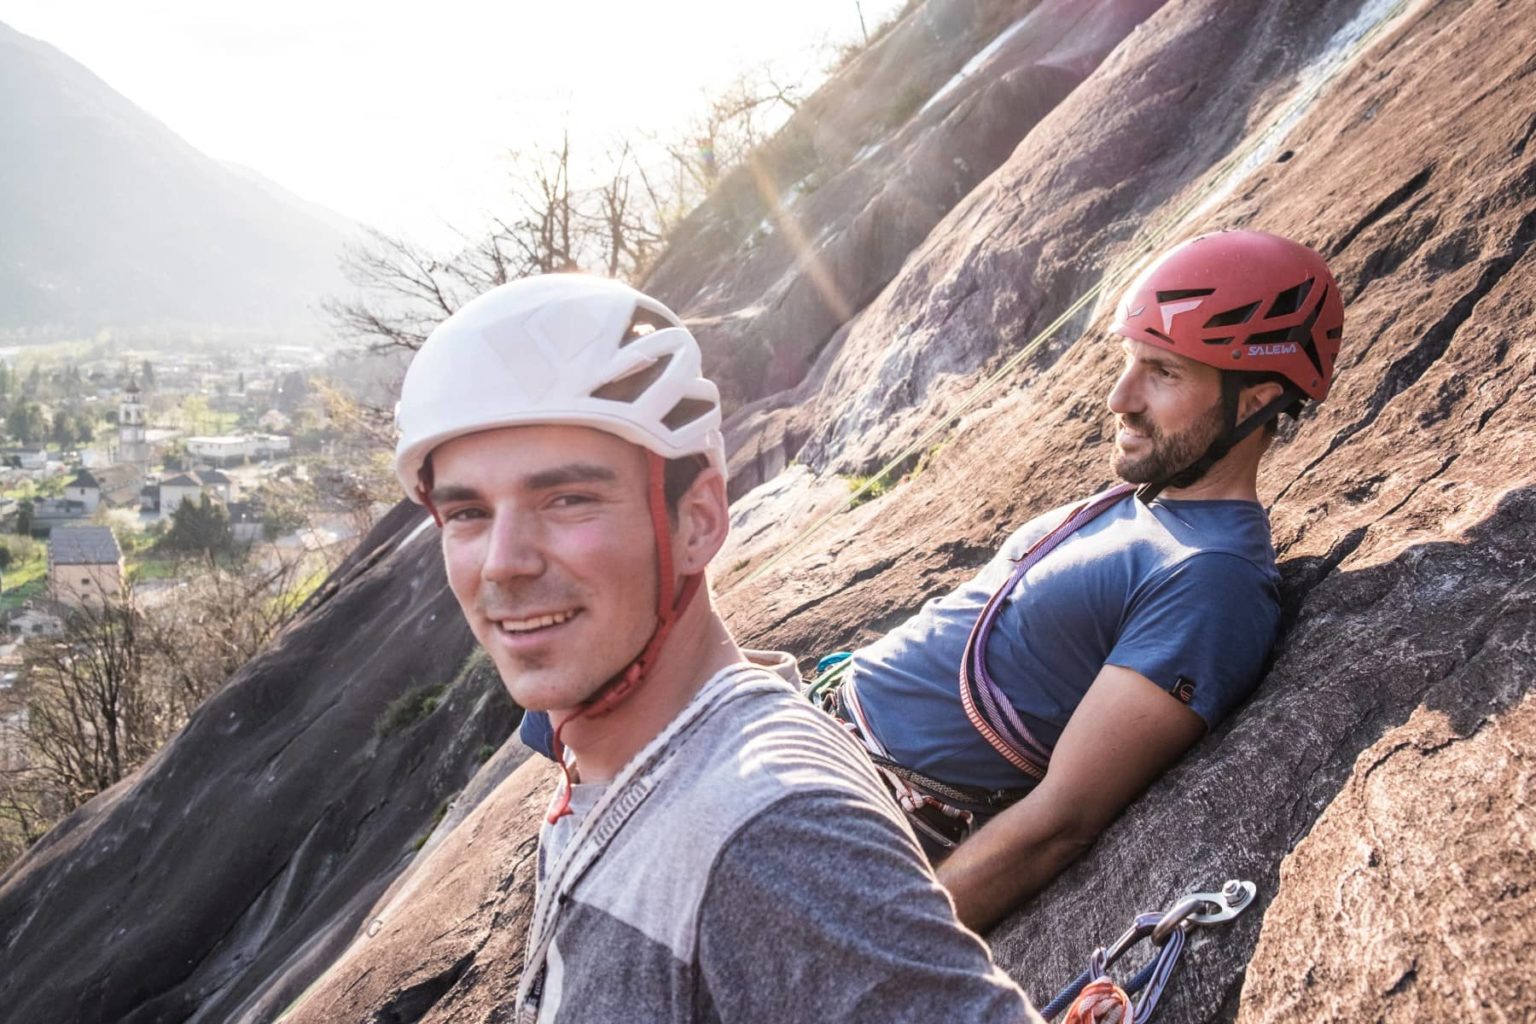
[
  {"x1": 0, "y1": 21, "x2": 358, "y2": 336},
  {"x1": 1, "y1": 0, "x2": 1533, "y2": 1020}
]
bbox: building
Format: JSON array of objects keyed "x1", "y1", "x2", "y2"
[
  {"x1": 118, "y1": 382, "x2": 151, "y2": 467},
  {"x1": 253, "y1": 434, "x2": 292, "y2": 458},
  {"x1": 48, "y1": 526, "x2": 124, "y2": 607},
  {"x1": 30, "y1": 498, "x2": 89, "y2": 536},
  {"x1": 186, "y1": 435, "x2": 258, "y2": 465},
  {"x1": 159, "y1": 473, "x2": 207, "y2": 519},
  {"x1": 228, "y1": 501, "x2": 264, "y2": 543},
  {"x1": 198, "y1": 468, "x2": 234, "y2": 504},
  {"x1": 2, "y1": 449, "x2": 47, "y2": 472},
  {"x1": 64, "y1": 469, "x2": 103, "y2": 513},
  {"x1": 67, "y1": 465, "x2": 148, "y2": 514},
  {"x1": 7, "y1": 604, "x2": 65, "y2": 638}
]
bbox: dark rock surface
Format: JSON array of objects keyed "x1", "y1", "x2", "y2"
[
  {"x1": 2, "y1": 0, "x2": 1533, "y2": 1020},
  {"x1": 0, "y1": 504, "x2": 518, "y2": 1023}
]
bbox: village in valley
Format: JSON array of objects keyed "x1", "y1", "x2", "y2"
[{"x1": 0, "y1": 338, "x2": 396, "y2": 847}]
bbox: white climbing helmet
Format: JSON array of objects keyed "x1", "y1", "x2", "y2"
[{"x1": 394, "y1": 273, "x2": 726, "y2": 500}]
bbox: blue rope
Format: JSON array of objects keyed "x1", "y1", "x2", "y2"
[{"x1": 1039, "y1": 957, "x2": 1159, "y2": 1021}]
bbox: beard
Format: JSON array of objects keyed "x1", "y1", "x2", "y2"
[{"x1": 1111, "y1": 399, "x2": 1226, "y2": 486}]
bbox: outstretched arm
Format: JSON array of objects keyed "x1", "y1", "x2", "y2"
[{"x1": 938, "y1": 664, "x2": 1205, "y2": 934}]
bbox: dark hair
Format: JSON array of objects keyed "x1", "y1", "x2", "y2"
[{"x1": 663, "y1": 454, "x2": 709, "y2": 516}]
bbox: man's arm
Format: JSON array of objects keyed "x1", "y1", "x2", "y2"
[
  {"x1": 937, "y1": 664, "x2": 1206, "y2": 933},
  {"x1": 698, "y1": 789, "x2": 1043, "y2": 1023}
]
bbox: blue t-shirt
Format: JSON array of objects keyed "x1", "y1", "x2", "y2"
[{"x1": 848, "y1": 492, "x2": 1280, "y2": 791}]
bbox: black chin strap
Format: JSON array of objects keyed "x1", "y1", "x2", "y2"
[{"x1": 1136, "y1": 383, "x2": 1304, "y2": 505}]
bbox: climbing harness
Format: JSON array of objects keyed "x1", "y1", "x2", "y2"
[
  {"x1": 808, "y1": 654, "x2": 1033, "y2": 854},
  {"x1": 960, "y1": 484, "x2": 1134, "y2": 779},
  {"x1": 1042, "y1": 880, "x2": 1257, "y2": 1023}
]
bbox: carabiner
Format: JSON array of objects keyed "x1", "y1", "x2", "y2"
[
  {"x1": 1151, "y1": 880, "x2": 1256, "y2": 945},
  {"x1": 1102, "y1": 912, "x2": 1162, "y2": 969}
]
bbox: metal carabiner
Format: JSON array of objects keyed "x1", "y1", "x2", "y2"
[
  {"x1": 1102, "y1": 912, "x2": 1162, "y2": 969},
  {"x1": 1151, "y1": 880, "x2": 1257, "y2": 945}
]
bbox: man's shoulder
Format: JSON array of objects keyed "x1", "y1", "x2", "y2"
[
  {"x1": 674, "y1": 668, "x2": 892, "y2": 816},
  {"x1": 1112, "y1": 495, "x2": 1278, "y2": 575}
]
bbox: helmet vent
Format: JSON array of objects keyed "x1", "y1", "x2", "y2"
[
  {"x1": 1203, "y1": 336, "x2": 1235, "y2": 346},
  {"x1": 621, "y1": 307, "x2": 680, "y2": 346},
  {"x1": 592, "y1": 354, "x2": 673, "y2": 404},
  {"x1": 1155, "y1": 288, "x2": 1216, "y2": 302},
  {"x1": 662, "y1": 398, "x2": 715, "y2": 431},
  {"x1": 1326, "y1": 326, "x2": 1343, "y2": 340},
  {"x1": 1145, "y1": 328, "x2": 1175, "y2": 343},
  {"x1": 1204, "y1": 301, "x2": 1261, "y2": 328},
  {"x1": 1247, "y1": 328, "x2": 1295, "y2": 346},
  {"x1": 1265, "y1": 278, "x2": 1314, "y2": 318}
]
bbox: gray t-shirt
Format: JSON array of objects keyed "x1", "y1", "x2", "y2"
[{"x1": 520, "y1": 664, "x2": 1041, "y2": 1023}]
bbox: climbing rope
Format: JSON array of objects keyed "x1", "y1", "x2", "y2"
[
  {"x1": 1041, "y1": 880, "x2": 1257, "y2": 1023},
  {"x1": 727, "y1": 0, "x2": 1411, "y2": 594}
]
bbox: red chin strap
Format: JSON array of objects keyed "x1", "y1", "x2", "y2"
[{"x1": 546, "y1": 450, "x2": 702, "y2": 822}]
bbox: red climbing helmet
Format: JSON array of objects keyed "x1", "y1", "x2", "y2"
[{"x1": 1111, "y1": 229, "x2": 1343, "y2": 401}]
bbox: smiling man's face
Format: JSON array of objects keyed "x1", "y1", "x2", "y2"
[
  {"x1": 429, "y1": 424, "x2": 659, "y2": 713},
  {"x1": 1106, "y1": 338, "x2": 1227, "y2": 485}
]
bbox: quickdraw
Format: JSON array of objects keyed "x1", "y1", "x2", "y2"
[{"x1": 1041, "y1": 880, "x2": 1257, "y2": 1023}]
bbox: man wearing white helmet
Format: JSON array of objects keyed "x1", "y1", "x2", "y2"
[{"x1": 395, "y1": 274, "x2": 1041, "y2": 1023}]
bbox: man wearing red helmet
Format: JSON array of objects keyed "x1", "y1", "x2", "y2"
[{"x1": 828, "y1": 229, "x2": 1343, "y2": 931}]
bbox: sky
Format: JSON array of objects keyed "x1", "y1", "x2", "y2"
[{"x1": 1, "y1": 1, "x2": 907, "y2": 248}]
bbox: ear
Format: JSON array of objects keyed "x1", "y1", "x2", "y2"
[
  {"x1": 672, "y1": 467, "x2": 729, "y2": 574},
  {"x1": 1237, "y1": 378, "x2": 1287, "y2": 422}
]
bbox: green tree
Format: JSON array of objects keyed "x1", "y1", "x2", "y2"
[
  {"x1": 141, "y1": 360, "x2": 155, "y2": 390},
  {"x1": 51, "y1": 409, "x2": 89, "y2": 448},
  {"x1": 7, "y1": 402, "x2": 48, "y2": 445},
  {"x1": 161, "y1": 495, "x2": 234, "y2": 557}
]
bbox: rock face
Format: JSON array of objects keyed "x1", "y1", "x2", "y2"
[
  {"x1": 642, "y1": 0, "x2": 1169, "y2": 487},
  {"x1": 1237, "y1": 694, "x2": 1536, "y2": 1022},
  {"x1": 3, "y1": 0, "x2": 1534, "y2": 1020},
  {"x1": 0, "y1": 505, "x2": 518, "y2": 1023}
]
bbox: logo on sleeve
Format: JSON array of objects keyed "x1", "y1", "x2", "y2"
[{"x1": 1172, "y1": 677, "x2": 1197, "y2": 705}]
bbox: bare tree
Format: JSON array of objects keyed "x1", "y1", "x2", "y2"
[
  {"x1": 501, "y1": 132, "x2": 582, "y2": 274},
  {"x1": 0, "y1": 555, "x2": 309, "y2": 868},
  {"x1": 141, "y1": 553, "x2": 307, "y2": 722},
  {"x1": 585, "y1": 143, "x2": 666, "y2": 279},
  {"x1": 324, "y1": 67, "x2": 806, "y2": 354},
  {"x1": 15, "y1": 599, "x2": 156, "y2": 812}
]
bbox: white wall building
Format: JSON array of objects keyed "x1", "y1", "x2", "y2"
[{"x1": 186, "y1": 435, "x2": 259, "y2": 464}]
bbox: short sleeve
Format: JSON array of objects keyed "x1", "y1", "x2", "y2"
[
  {"x1": 696, "y1": 790, "x2": 1041, "y2": 1024},
  {"x1": 1106, "y1": 551, "x2": 1280, "y2": 729}
]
